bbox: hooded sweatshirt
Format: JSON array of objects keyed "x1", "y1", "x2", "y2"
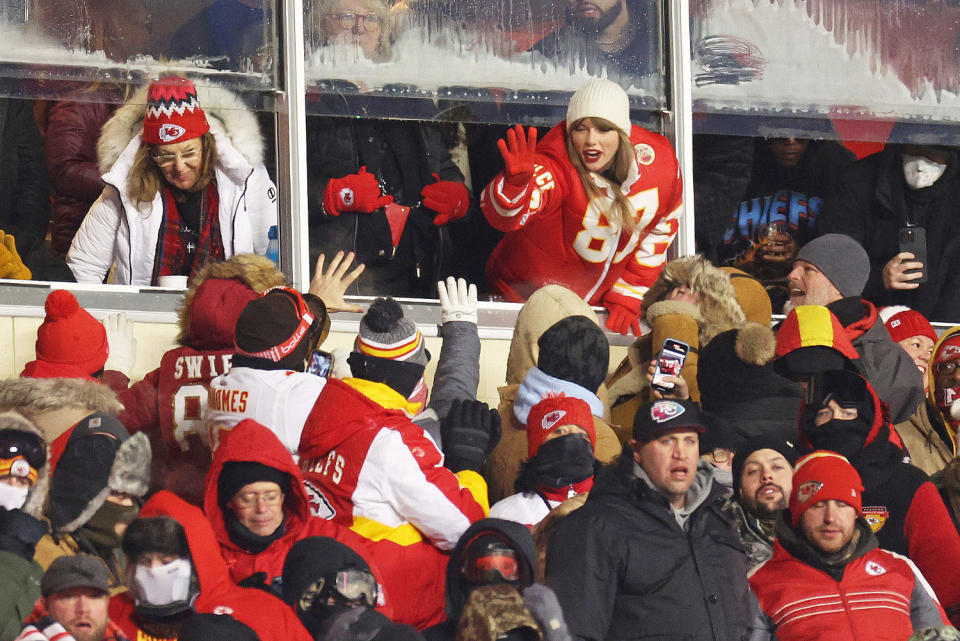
[
  {"x1": 109, "y1": 491, "x2": 311, "y2": 641},
  {"x1": 203, "y1": 418, "x2": 388, "y2": 607},
  {"x1": 299, "y1": 377, "x2": 488, "y2": 630}
]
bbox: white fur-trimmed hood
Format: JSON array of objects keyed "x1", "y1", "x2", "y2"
[{"x1": 97, "y1": 83, "x2": 265, "y2": 174}]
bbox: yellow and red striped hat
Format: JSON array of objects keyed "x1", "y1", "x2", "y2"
[
  {"x1": 355, "y1": 298, "x2": 429, "y2": 365},
  {"x1": 0, "y1": 456, "x2": 38, "y2": 486}
]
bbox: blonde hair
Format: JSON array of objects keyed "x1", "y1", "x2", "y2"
[
  {"x1": 128, "y1": 132, "x2": 217, "y2": 207},
  {"x1": 565, "y1": 117, "x2": 637, "y2": 233},
  {"x1": 309, "y1": 0, "x2": 393, "y2": 61}
]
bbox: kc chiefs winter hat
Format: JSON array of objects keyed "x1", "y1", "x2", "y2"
[
  {"x1": 142, "y1": 76, "x2": 210, "y2": 145},
  {"x1": 526, "y1": 394, "x2": 596, "y2": 458},
  {"x1": 566, "y1": 78, "x2": 632, "y2": 137},
  {"x1": 21, "y1": 290, "x2": 108, "y2": 381},
  {"x1": 633, "y1": 399, "x2": 707, "y2": 442},
  {"x1": 775, "y1": 305, "x2": 860, "y2": 378},
  {"x1": 879, "y1": 306, "x2": 937, "y2": 344},
  {"x1": 355, "y1": 298, "x2": 429, "y2": 366},
  {"x1": 934, "y1": 335, "x2": 960, "y2": 368},
  {"x1": 235, "y1": 287, "x2": 329, "y2": 370},
  {"x1": 793, "y1": 234, "x2": 870, "y2": 299},
  {"x1": 217, "y1": 460, "x2": 290, "y2": 506},
  {"x1": 789, "y1": 450, "x2": 863, "y2": 528}
]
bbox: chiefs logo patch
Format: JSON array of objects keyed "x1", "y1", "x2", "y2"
[
  {"x1": 650, "y1": 400, "x2": 684, "y2": 423},
  {"x1": 796, "y1": 481, "x2": 823, "y2": 503},
  {"x1": 635, "y1": 143, "x2": 655, "y2": 165},
  {"x1": 158, "y1": 123, "x2": 186, "y2": 143},
  {"x1": 10, "y1": 458, "x2": 30, "y2": 478},
  {"x1": 211, "y1": 606, "x2": 234, "y2": 615},
  {"x1": 340, "y1": 187, "x2": 355, "y2": 207},
  {"x1": 865, "y1": 561, "x2": 887, "y2": 576},
  {"x1": 541, "y1": 410, "x2": 566, "y2": 431},
  {"x1": 862, "y1": 506, "x2": 889, "y2": 533},
  {"x1": 303, "y1": 479, "x2": 336, "y2": 520}
]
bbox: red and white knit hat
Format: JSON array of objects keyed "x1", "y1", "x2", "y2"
[
  {"x1": 789, "y1": 450, "x2": 863, "y2": 527},
  {"x1": 879, "y1": 306, "x2": 937, "y2": 344},
  {"x1": 142, "y1": 76, "x2": 210, "y2": 145},
  {"x1": 20, "y1": 290, "x2": 108, "y2": 380},
  {"x1": 526, "y1": 394, "x2": 596, "y2": 458}
]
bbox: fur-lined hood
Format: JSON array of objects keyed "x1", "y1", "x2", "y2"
[
  {"x1": 641, "y1": 255, "x2": 746, "y2": 345},
  {"x1": 0, "y1": 411, "x2": 50, "y2": 520},
  {"x1": 97, "y1": 82, "x2": 264, "y2": 175},
  {"x1": 0, "y1": 377, "x2": 123, "y2": 445},
  {"x1": 176, "y1": 253, "x2": 287, "y2": 348}
]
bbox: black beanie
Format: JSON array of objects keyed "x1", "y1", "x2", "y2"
[
  {"x1": 537, "y1": 316, "x2": 609, "y2": 393},
  {"x1": 234, "y1": 289, "x2": 328, "y2": 371},
  {"x1": 217, "y1": 461, "x2": 290, "y2": 506},
  {"x1": 122, "y1": 516, "x2": 191, "y2": 560},
  {"x1": 282, "y1": 536, "x2": 373, "y2": 611},
  {"x1": 732, "y1": 436, "x2": 799, "y2": 495},
  {"x1": 180, "y1": 614, "x2": 260, "y2": 641}
]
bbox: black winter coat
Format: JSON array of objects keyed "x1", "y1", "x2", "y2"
[
  {"x1": 545, "y1": 454, "x2": 755, "y2": 641},
  {"x1": 306, "y1": 112, "x2": 465, "y2": 298},
  {"x1": 820, "y1": 146, "x2": 960, "y2": 321},
  {"x1": 0, "y1": 98, "x2": 50, "y2": 265}
]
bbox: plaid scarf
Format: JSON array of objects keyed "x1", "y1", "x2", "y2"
[{"x1": 152, "y1": 182, "x2": 224, "y2": 284}]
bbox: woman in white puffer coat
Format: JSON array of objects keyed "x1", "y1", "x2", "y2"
[{"x1": 67, "y1": 75, "x2": 277, "y2": 285}]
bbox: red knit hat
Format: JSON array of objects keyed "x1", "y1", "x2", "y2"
[
  {"x1": 526, "y1": 394, "x2": 596, "y2": 458},
  {"x1": 789, "y1": 451, "x2": 863, "y2": 528},
  {"x1": 879, "y1": 306, "x2": 937, "y2": 344},
  {"x1": 934, "y1": 335, "x2": 960, "y2": 368},
  {"x1": 21, "y1": 290, "x2": 108, "y2": 380},
  {"x1": 142, "y1": 76, "x2": 210, "y2": 145}
]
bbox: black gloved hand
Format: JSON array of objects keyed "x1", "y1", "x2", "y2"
[
  {"x1": 238, "y1": 571, "x2": 272, "y2": 593},
  {"x1": 440, "y1": 399, "x2": 502, "y2": 473}
]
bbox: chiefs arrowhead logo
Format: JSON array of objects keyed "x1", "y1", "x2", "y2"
[
  {"x1": 796, "y1": 480, "x2": 823, "y2": 503},
  {"x1": 650, "y1": 400, "x2": 684, "y2": 423},
  {"x1": 9, "y1": 459, "x2": 30, "y2": 478},
  {"x1": 158, "y1": 123, "x2": 186, "y2": 143},
  {"x1": 303, "y1": 479, "x2": 336, "y2": 520},
  {"x1": 212, "y1": 606, "x2": 234, "y2": 615},
  {"x1": 340, "y1": 187, "x2": 355, "y2": 207},
  {"x1": 635, "y1": 143, "x2": 656, "y2": 165},
  {"x1": 865, "y1": 561, "x2": 887, "y2": 576},
  {"x1": 942, "y1": 345, "x2": 960, "y2": 359},
  {"x1": 862, "y1": 506, "x2": 889, "y2": 533},
  {"x1": 541, "y1": 410, "x2": 567, "y2": 431}
]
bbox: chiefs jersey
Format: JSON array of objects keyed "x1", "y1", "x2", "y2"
[{"x1": 480, "y1": 121, "x2": 683, "y2": 312}]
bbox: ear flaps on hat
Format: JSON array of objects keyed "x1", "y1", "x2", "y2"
[{"x1": 108, "y1": 432, "x2": 151, "y2": 498}]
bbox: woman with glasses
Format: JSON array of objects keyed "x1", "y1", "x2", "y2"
[{"x1": 67, "y1": 75, "x2": 277, "y2": 285}]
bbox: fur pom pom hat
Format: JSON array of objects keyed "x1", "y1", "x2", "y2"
[
  {"x1": 142, "y1": 76, "x2": 210, "y2": 145},
  {"x1": 48, "y1": 412, "x2": 151, "y2": 533},
  {"x1": 355, "y1": 298, "x2": 429, "y2": 366},
  {"x1": 566, "y1": 78, "x2": 632, "y2": 137},
  {"x1": 21, "y1": 290, "x2": 108, "y2": 381}
]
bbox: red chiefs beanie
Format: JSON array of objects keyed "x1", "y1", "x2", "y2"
[
  {"x1": 789, "y1": 451, "x2": 864, "y2": 528},
  {"x1": 934, "y1": 335, "x2": 960, "y2": 368},
  {"x1": 526, "y1": 394, "x2": 596, "y2": 458},
  {"x1": 23, "y1": 290, "x2": 108, "y2": 379},
  {"x1": 878, "y1": 306, "x2": 937, "y2": 344},
  {"x1": 142, "y1": 76, "x2": 210, "y2": 145}
]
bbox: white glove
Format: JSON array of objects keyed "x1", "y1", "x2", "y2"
[
  {"x1": 437, "y1": 277, "x2": 478, "y2": 325},
  {"x1": 103, "y1": 312, "x2": 137, "y2": 378},
  {"x1": 330, "y1": 347, "x2": 353, "y2": 381}
]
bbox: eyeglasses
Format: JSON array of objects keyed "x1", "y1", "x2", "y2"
[
  {"x1": 329, "y1": 12, "x2": 381, "y2": 30},
  {"x1": 937, "y1": 361, "x2": 959, "y2": 376},
  {"x1": 151, "y1": 147, "x2": 201, "y2": 167},
  {"x1": 232, "y1": 490, "x2": 284, "y2": 509},
  {"x1": 708, "y1": 448, "x2": 731, "y2": 464}
]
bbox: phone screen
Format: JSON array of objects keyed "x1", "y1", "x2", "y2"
[
  {"x1": 306, "y1": 350, "x2": 334, "y2": 378},
  {"x1": 652, "y1": 340, "x2": 689, "y2": 392}
]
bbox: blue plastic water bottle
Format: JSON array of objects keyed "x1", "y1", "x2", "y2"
[{"x1": 266, "y1": 225, "x2": 279, "y2": 265}]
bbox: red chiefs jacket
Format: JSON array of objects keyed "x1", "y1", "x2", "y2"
[
  {"x1": 298, "y1": 377, "x2": 489, "y2": 629},
  {"x1": 749, "y1": 519, "x2": 948, "y2": 641},
  {"x1": 109, "y1": 491, "x2": 311, "y2": 641},
  {"x1": 480, "y1": 121, "x2": 683, "y2": 312},
  {"x1": 202, "y1": 417, "x2": 393, "y2": 619}
]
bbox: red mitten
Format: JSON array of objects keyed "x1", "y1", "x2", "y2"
[
  {"x1": 322, "y1": 166, "x2": 394, "y2": 216},
  {"x1": 422, "y1": 173, "x2": 469, "y2": 226},
  {"x1": 496, "y1": 124, "x2": 538, "y2": 196},
  {"x1": 604, "y1": 293, "x2": 642, "y2": 336}
]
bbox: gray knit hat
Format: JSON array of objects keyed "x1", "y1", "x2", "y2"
[
  {"x1": 355, "y1": 298, "x2": 429, "y2": 366},
  {"x1": 794, "y1": 234, "x2": 870, "y2": 298}
]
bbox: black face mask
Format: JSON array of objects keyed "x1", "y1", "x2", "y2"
[
  {"x1": 805, "y1": 417, "x2": 870, "y2": 460},
  {"x1": 530, "y1": 435, "x2": 595, "y2": 488}
]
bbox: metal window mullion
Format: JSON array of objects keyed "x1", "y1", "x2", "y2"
[{"x1": 666, "y1": 0, "x2": 696, "y2": 258}]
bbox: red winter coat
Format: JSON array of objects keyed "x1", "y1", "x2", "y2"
[
  {"x1": 480, "y1": 121, "x2": 683, "y2": 313},
  {"x1": 44, "y1": 100, "x2": 116, "y2": 254},
  {"x1": 202, "y1": 418, "x2": 393, "y2": 619},
  {"x1": 109, "y1": 491, "x2": 312, "y2": 641}
]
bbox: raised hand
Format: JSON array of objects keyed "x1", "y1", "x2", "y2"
[
  {"x1": 322, "y1": 166, "x2": 394, "y2": 216},
  {"x1": 308, "y1": 251, "x2": 365, "y2": 313},
  {"x1": 437, "y1": 276, "x2": 478, "y2": 325},
  {"x1": 422, "y1": 173, "x2": 470, "y2": 226},
  {"x1": 496, "y1": 124, "x2": 539, "y2": 188}
]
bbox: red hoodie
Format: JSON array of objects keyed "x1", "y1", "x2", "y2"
[
  {"x1": 202, "y1": 418, "x2": 393, "y2": 619},
  {"x1": 109, "y1": 491, "x2": 312, "y2": 641}
]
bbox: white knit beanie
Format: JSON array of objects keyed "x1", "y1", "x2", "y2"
[{"x1": 565, "y1": 78, "x2": 632, "y2": 136}]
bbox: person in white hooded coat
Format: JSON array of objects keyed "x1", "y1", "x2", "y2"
[{"x1": 67, "y1": 75, "x2": 276, "y2": 285}]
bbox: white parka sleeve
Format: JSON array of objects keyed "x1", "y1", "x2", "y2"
[{"x1": 66, "y1": 187, "x2": 123, "y2": 283}]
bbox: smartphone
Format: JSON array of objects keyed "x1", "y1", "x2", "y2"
[
  {"x1": 306, "y1": 350, "x2": 334, "y2": 378},
  {"x1": 652, "y1": 339, "x2": 690, "y2": 394},
  {"x1": 899, "y1": 226, "x2": 927, "y2": 284}
]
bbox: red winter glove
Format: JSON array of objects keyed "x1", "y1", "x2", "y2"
[
  {"x1": 322, "y1": 166, "x2": 394, "y2": 216},
  {"x1": 421, "y1": 173, "x2": 469, "y2": 226},
  {"x1": 496, "y1": 124, "x2": 538, "y2": 191},
  {"x1": 604, "y1": 294, "x2": 642, "y2": 336}
]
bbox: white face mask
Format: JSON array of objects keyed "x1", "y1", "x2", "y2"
[
  {"x1": 903, "y1": 153, "x2": 948, "y2": 190},
  {"x1": 0, "y1": 482, "x2": 28, "y2": 511},
  {"x1": 132, "y1": 558, "x2": 193, "y2": 606}
]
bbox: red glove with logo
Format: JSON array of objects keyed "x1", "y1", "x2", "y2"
[
  {"x1": 603, "y1": 291, "x2": 642, "y2": 336},
  {"x1": 421, "y1": 173, "x2": 469, "y2": 226},
  {"x1": 496, "y1": 124, "x2": 538, "y2": 196},
  {"x1": 322, "y1": 166, "x2": 394, "y2": 216}
]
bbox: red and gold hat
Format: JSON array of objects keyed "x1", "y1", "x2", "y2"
[
  {"x1": 0, "y1": 456, "x2": 38, "y2": 486},
  {"x1": 142, "y1": 76, "x2": 210, "y2": 145}
]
